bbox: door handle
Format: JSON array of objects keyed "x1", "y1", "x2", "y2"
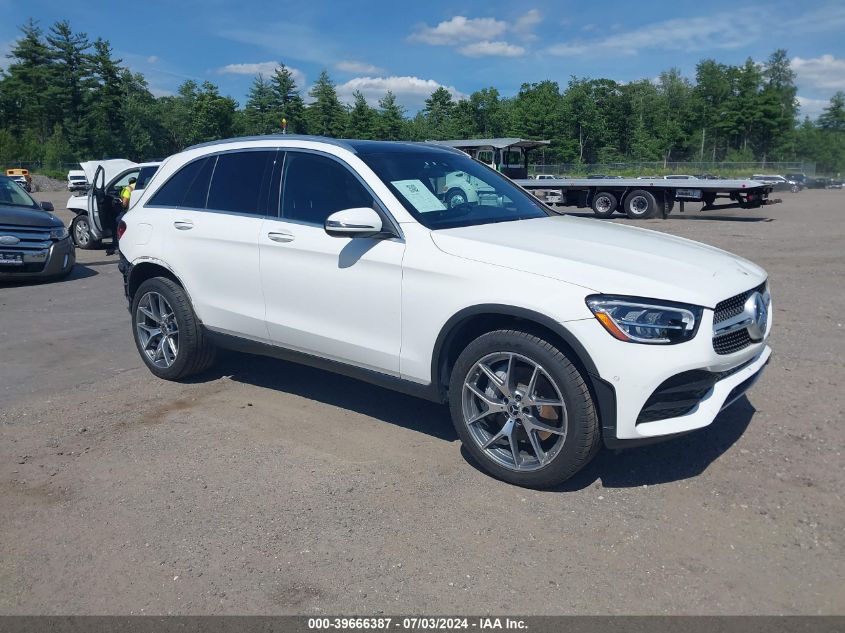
[
  {"x1": 174, "y1": 220, "x2": 194, "y2": 230},
  {"x1": 267, "y1": 231, "x2": 295, "y2": 243}
]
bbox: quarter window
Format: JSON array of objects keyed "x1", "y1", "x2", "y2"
[
  {"x1": 281, "y1": 152, "x2": 375, "y2": 225},
  {"x1": 148, "y1": 158, "x2": 208, "y2": 207},
  {"x1": 181, "y1": 157, "x2": 216, "y2": 209}
]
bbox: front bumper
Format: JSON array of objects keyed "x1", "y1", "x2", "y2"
[
  {"x1": 0, "y1": 238, "x2": 75, "y2": 280},
  {"x1": 565, "y1": 306, "x2": 772, "y2": 446}
]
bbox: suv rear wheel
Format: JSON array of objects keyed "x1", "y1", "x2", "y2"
[
  {"x1": 448, "y1": 330, "x2": 600, "y2": 488},
  {"x1": 131, "y1": 277, "x2": 216, "y2": 380}
]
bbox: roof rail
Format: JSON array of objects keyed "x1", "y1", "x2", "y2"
[{"x1": 184, "y1": 134, "x2": 358, "y2": 153}]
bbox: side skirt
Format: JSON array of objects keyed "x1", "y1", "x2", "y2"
[{"x1": 205, "y1": 329, "x2": 445, "y2": 404}]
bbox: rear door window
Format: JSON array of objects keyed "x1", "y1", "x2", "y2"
[{"x1": 206, "y1": 150, "x2": 276, "y2": 216}]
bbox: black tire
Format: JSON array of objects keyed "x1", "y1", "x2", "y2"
[
  {"x1": 71, "y1": 214, "x2": 99, "y2": 250},
  {"x1": 590, "y1": 191, "x2": 617, "y2": 218},
  {"x1": 790, "y1": 184, "x2": 800, "y2": 193},
  {"x1": 623, "y1": 189, "x2": 661, "y2": 219},
  {"x1": 445, "y1": 187, "x2": 468, "y2": 209},
  {"x1": 448, "y1": 329, "x2": 600, "y2": 488},
  {"x1": 131, "y1": 277, "x2": 216, "y2": 380}
]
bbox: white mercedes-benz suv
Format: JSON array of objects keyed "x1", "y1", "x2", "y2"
[{"x1": 116, "y1": 136, "x2": 772, "y2": 487}]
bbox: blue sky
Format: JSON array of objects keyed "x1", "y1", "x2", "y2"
[{"x1": 2, "y1": 0, "x2": 844, "y2": 118}]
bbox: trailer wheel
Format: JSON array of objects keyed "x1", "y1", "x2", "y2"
[
  {"x1": 591, "y1": 191, "x2": 617, "y2": 218},
  {"x1": 624, "y1": 190, "x2": 661, "y2": 219}
]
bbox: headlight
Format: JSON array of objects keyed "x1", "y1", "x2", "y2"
[
  {"x1": 586, "y1": 296, "x2": 702, "y2": 344},
  {"x1": 50, "y1": 226, "x2": 69, "y2": 240}
]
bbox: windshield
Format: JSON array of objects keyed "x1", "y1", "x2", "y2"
[
  {"x1": 0, "y1": 176, "x2": 39, "y2": 208},
  {"x1": 359, "y1": 149, "x2": 549, "y2": 230}
]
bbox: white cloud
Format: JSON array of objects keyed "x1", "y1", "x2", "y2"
[
  {"x1": 335, "y1": 60, "x2": 385, "y2": 75},
  {"x1": 219, "y1": 22, "x2": 338, "y2": 66},
  {"x1": 459, "y1": 40, "x2": 525, "y2": 58},
  {"x1": 217, "y1": 61, "x2": 305, "y2": 86},
  {"x1": 513, "y1": 9, "x2": 542, "y2": 40},
  {"x1": 409, "y1": 16, "x2": 507, "y2": 45},
  {"x1": 548, "y1": 11, "x2": 757, "y2": 57},
  {"x1": 146, "y1": 55, "x2": 159, "y2": 64},
  {"x1": 336, "y1": 75, "x2": 467, "y2": 111},
  {"x1": 792, "y1": 54, "x2": 845, "y2": 92},
  {"x1": 547, "y1": 5, "x2": 845, "y2": 58},
  {"x1": 797, "y1": 96, "x2": 831, "y2": 120},
  {"x1": 150, "y1": 86, "x2": 174, "y2": 98}
]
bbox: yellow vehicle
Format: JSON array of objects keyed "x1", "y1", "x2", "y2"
[{"x1": 5, "y1": 168, "x2": 32, "y2": 192}]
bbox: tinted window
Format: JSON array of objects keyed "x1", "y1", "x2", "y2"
[
  {"x1": 281, "y1": 152, "x2": 374, "y2": 225},
  {"x1": 149, "y1": 158, "x2": 207, "y2": 207},
  {"x1": 181, "y1": 157, "x2": 216, "y2": 209},
  {"x1": 207, "y1": 150, "x2": 275, "y2": 215},
  {"x1": 135, "y1": 165, "x2": 159, "y2": 191}
]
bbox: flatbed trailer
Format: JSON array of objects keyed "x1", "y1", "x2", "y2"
[{"x1": 513, "y1": 177, "x2": 782, "y2": 219}]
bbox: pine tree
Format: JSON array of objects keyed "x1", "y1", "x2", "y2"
[
  {"x1": 345, "y1": 90, "x2": 375, "y2": 139},
  {"x1": 270, "y1": 64, "x2": 306, "y2": 133},
  {"x1": 818, "y1": 92, "x2": 845, "y2": 131},
  {"x1": 245, "y1": 73, "x2": 276, "y2": 135},
  {"x1": 3, "y1": 20, "x2": 52, "y2": 142},
  {"x1": 423, "y1": 87, "x2": 455, "y2": 139},
  {"x1": 375, "y1": 91, "x2": 405, "y2": 140},
  {"x1": 85, "y1": 38, "x2": 127, "y2": 157},
  {"x1": 45, "y1": 20, "x2": 90, "y2": 151},
  {"x1": 43, "y1": 122, "x2": 74, "y2": 168},
  {"x1": 305, "y1": 70, "x2": 346, "y2": 137}
]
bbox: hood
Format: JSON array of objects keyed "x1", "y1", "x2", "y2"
[
  {"x1": 431, "y1": 215, "x2": 766, "y2": 308},
  {"x1": 80, "y1": 159, "x2": 137, "y2": 186},
  {"x1": 0, "y1": 206, "x2": 63, "y2": 228}
]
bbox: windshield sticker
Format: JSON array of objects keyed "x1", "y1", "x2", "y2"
[{"x1": 391, "y1": 179, "x2": 446, "y2": 213}]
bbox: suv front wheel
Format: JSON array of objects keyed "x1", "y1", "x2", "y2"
[
  {"x1": 131, "y1": 277, "x2": 216, "y2": 380},
  {"x1": 448, "y1": 330, "x2": 600, "y2": 488}
]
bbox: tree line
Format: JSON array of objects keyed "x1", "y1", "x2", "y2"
[{"x1": 1, "y1": 19, "x2": 844, "y2": 173}]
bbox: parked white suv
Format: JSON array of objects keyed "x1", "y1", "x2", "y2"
[{"x1": 116, "y1": 136, "x2": 772, "y2": 487}]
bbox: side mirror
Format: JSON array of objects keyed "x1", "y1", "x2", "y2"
[
  {"x1": 40, "y1": 201, "x2": 55, "y2": 212},
  {"x1": 324, "y1": 207, "x2": 384, "y2": 239}
]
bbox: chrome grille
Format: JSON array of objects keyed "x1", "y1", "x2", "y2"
[
  {"x1": 0, "y1": 224, "x2": 52, "y2": 251},
  {"x1": 713, "y1": 329, "x2": 754, "y2": 355},
  {"x1": 712, "y1": 281, "x2": 768, "y2": 355},
  {"x1": 713, "y1": 282, "x2": 766, "y2": 323}
]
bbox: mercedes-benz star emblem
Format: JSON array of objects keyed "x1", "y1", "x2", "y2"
[{"x1": 744, "y1": 291, "x2": 768, "y2": 341}]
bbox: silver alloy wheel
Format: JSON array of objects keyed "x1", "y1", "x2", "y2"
[
  {"x1": 135, "y1": 291, "x2": 179, "y2": 368},
  {"x1": 628, "y1": 195, "x2": 650, "y2": 216},
  {"x1": 74, "y1": 217, "x2": 90, "y2": 246},
  {"x1": 595, "y1": 194, "x2": 613, "y2": 213},
  {"x1": 448, "y1": 191, "x2": 467, "y2": 208},
  {"x1": 461, "y1": 352, "x2": 568, "y2": 472}
]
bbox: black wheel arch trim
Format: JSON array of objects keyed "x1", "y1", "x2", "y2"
[{"x1": 430, "y1": 304, "x2": 618, "y2": 444}]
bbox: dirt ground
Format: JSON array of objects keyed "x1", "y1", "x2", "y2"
[{"x1": 1, "y1": 189, "x2": 843, "y2": 615}]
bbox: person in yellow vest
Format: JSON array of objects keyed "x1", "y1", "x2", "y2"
[
  {"x1": 120, "y1": 177, "x2": 137, "y2": 210},
  {"x1": 106, "y1": 177, "x2": 136, "y2": 255}
]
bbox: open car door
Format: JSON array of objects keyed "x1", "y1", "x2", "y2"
[
  {"x1": 86, "y1": 165, "x2": 107, "y2": 240},
  {"x1": 81, "y1": 159, "x2": 136, "y2": 240}
]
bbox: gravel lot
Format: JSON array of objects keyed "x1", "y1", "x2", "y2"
[{"x1": 1, "y1": 189, "x2": 843, "y2": 615}]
